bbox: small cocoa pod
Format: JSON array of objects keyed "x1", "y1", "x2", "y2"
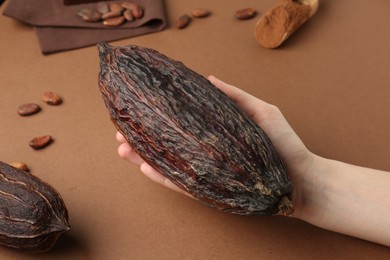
[
  {"x1": 0, "y1": 161, "x2": 70, "y2": 252},
  {"x1": 97, "y1": 43, "x2": 294, "y2": 216}
]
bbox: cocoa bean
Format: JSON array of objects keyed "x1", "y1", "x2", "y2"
[
  {"x1": 121, "y1": 1, "x2": 133, "y2": 10},
  {"x1": 42, "y1": 91, "x2": 62, "y2": 105},
  {"x1": 129, "y1": 3, "x2": 144, "y2": 19},
  {"x1": 108, "y1": 2, "x2": 124, "y2": 12},
  {"x1": 17, "y1": 103, "x2": 41, "y2": 116},
  {"x1": 103, "y1": 16, "x2": 126, "y2": 27},
  {"x1": 9, "y1": 162, "x2": 29, "y2": 172},
  {"x1": 29, "y1": 135, "x2": 53, "y2": 150},
  {"x1": 176, "y1": 14, "x2": 191, "y2": 29},
  {"x1": 235, "y1": 7, "x2": 257, "y2": 20},
  {"x1": 97, "y1": 2, "x2": 110, "y2": 14},
  {"x1": 191, "y1": 8, "x2": 211, "y2": 18},
  {"x1": 102, "y1": 9, "x2": 123, "y2": 20},
  {"x1": 123, "y1": 9, "x2": 135, "y2": 21},
  {"x1": 77, "y1": 8, "x2": 101, "y2": 22}
]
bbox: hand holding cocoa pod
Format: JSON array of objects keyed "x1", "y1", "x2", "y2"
[
  {"x1": 115, "y1": 75, "x2": 310, "y2": 214},
  {"x1": 115, "y1": 75, "x2": 390, "y2": 247},
  {"x1": 98, "y1": 43, "x2": 294, "y2": 215}
]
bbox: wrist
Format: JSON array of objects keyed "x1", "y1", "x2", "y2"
[{"x1": 289, "y1": 154, "x2": 330, "y2": 222}]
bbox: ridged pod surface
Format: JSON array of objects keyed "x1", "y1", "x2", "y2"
[
  {"x1": 98, "y1": 43, "x2": 294, "y2": 215},
  {"x1": 0, "y1": 161, "x2": 70, "y2": 252}
]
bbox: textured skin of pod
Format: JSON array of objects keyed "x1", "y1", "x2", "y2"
[
  {"x1": 0, "y1": 161, "x2": 70, "y2": 253},
  {"x1": 98, "y1": 43, "x2": 294, "y2": 215}
]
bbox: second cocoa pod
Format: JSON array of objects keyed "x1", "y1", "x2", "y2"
[{"x1": 0, "y1": 161, "x2": 70, "y2": 252}]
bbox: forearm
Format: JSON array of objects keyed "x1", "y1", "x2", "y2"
[{"x1": 293, "y1": 155, "x2": 390, "y2": 247}]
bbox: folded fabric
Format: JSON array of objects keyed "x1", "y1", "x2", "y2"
[{"x1": 3, "y1": 0, "x2": 167, "y2": 54}]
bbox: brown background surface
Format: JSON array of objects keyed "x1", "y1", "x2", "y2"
[{"x1": 1, "y1": 0, "x2": 390, "y2": 259}]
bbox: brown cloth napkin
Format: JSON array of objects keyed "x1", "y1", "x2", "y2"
[{"x1": 3, "y1": 0, "x2": 167, "y2": 54}]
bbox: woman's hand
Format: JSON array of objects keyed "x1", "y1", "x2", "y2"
[{"x1": 116, "y1": 75, "x2": 390, "y2": 246}]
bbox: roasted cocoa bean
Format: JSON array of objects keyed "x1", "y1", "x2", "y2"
[
  {"x1": 17, "y1": 103, "x2": 41, "y2": 116},
  {"x1": 235, "y1": 7, "x2": 257, "y2": 20},
  {"x1": 42, "y1": 91, "x2": 62, "y2": 105},
  {"x1": 191, "y1": 8, "x2": 211, "y2": 18},
  {"x1": 121, "y1": 1, "x2": 133, "y2": 10},
  {"x1": 29, "y1": 135, "x2": 53, "y2": 150},
  {"x1": 123, "y1": 9, "x2": 134, "y2": 21},
  {"x1": 97, "y1": 2, "x2": 110, "y2": 14},
  {"x1": 103, "y1": 16, "x2": 126, "y2": 26},
  {"x1": 0, "y1": 161, "x2": 70, "y2": 252},
  {"x1": 97, "y1": 43, "x2": 294, "y2": 216},
  {"x1": 108, "y1": 2, "x2": 124, "y2": 12},
  {"x1": 129, "y1": 3, "x2": 144, "y2": 19},
  {"x1": 176, "y1": 14, "x2": 191, "y2": 29},
  {"x1": 77, "y1": 8, "x2": 101, "y2": 22},
  {"x1": 102, "y1": 9, "x2": 123, "y2": 20}
]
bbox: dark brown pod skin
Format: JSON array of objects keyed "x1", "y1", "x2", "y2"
[
  {"x1": 97, "y1": 43, "x2": 294, "y2": 215},
  {"x1": 0, "y1": 161, "x2": 70, "y2": 252}
]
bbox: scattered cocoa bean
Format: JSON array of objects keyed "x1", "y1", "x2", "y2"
[
  {"x1": 235, "y1": 7, "x2": 257, "y2": 20},
  {"x1": 29, "y1": 135, "x2": 53, "y2": 150},
  {"x1": 17, "y1": 103, "x2": 41, "y2": 116},
  {"x1": 42, "y1": 91, "x2": 62, "y2": 105},
  {"x1": 103, "y1": 16, "x2": 126, "y2": 26},
  {"x1": 176, "y1": 14, "x2": 191, "y2": 29},
  {"x1": 10, "y1": 162, "x2": 30, "y2": 172},
  {"x1": 191, "y1": 8, "x2": 210, "y2": 18}
]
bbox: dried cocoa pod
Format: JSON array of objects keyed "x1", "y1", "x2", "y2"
[
  {"x1": 97, "y1": 43, "x2": 294, "y2": 215},
  {"x1": 0, "y1": 161, "x2": 70, "y2": 252}
]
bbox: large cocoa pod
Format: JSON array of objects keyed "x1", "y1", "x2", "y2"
[
  {"x1": 0, "y1": 161, "x2": 70, "y2": 252},
  {"x1": 98, "y1": 43, "x2": 294, "y2": 215}
]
